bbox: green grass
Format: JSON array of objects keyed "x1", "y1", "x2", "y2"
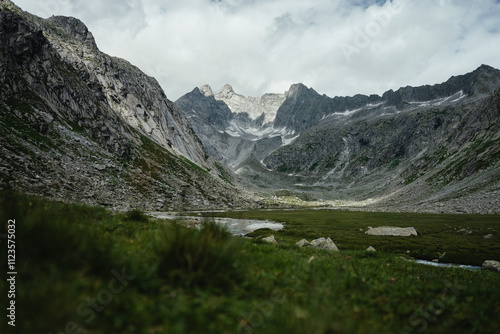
[
  {"x1": 1, "y1": 192, "x2": 499, "y2": 333},
  {"x1": 203, "y1": 209, "x2": 500, "y2": 266}
]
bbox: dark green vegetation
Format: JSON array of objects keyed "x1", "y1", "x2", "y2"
[
  {"x1": 1, "y1": 193, "x2": 499, "y2": 334},
  {"x1": 206, "y1": 209, "x2": 500, "y2": 266}
]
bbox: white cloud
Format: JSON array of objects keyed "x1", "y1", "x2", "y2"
[{"x1": 12, "y1": 0, "x2": 500, "y2": 100}]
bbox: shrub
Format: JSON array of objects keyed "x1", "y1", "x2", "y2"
[{"x1": 125, "y1": 209, "x2": 149, "y2": 223}]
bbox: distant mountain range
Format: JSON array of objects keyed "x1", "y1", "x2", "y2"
[{"x1": 176, "y1": 65, "x2": 500, "y2": 213}]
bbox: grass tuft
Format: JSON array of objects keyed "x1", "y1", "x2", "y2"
[{"x1": 152, "y1": 221, "x2": 242, "y2": 291}]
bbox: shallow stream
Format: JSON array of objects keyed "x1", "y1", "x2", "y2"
[{"x1": 415, "y1": 259, "x2": 481, "y2": 271}]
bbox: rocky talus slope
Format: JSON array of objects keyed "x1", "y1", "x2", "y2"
[{"x1": 0, "y1": 0, "x2": 253, "y2": 210}]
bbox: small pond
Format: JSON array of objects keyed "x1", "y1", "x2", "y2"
[{"x1": 148, "y1": 212, "x2": 284, "y2": 236}]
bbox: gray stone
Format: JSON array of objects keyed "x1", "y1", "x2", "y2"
[
  {"x1": 296, "y1": 239, "x2": 310, "y2": 247},
  {"x1": 482, "y1": 260, "x2": 500, "y2": 272},
  {"x1": 366, "y1": 246, "x2": 376, "y2": 252},
  {"x1": 310, "y1": 237, "x2": 339, "y2": 251},
  {"x1": 94, "y1": 164, "x2": 106, "y2": 171},
  {"x1": 483, "y1": 234, "x2": 494, "y2": 239},
  {"x1": 365, "y1": 227, "x2": 418, "y2": 237},
  {"x1": 262, "y1": 235, "x2": 277, "y2": 244}
]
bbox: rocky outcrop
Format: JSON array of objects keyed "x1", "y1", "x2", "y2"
[{"x1": 365, "y1": 227, "x2": 418, "y2": 237}]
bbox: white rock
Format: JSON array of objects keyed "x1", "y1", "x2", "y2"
[
  {"x1": 365, "y1": 226, "x2": 418, "y2": 237},
  {"x1": 366, "y1": 246, "x2": 376, "y2": 252},
  {"x1": 310, "y1": 237, "x2": 339, "y2": 251},
  {"x1": 262, "y1": 235, "x2": 277, "y2": 244},
  {"x1": 482, "y1": 260, "x2": 500, "y2": 272},
  {"x1": 296, "y1": 239, "x2": 310, "y2": 247}
]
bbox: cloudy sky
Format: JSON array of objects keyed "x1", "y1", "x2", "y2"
[{"x1": 13, "y1": 0, "x2": 500, "y2": 100}]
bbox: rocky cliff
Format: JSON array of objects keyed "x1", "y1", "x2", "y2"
[{"x1": 0, "y1": 1, "x2": 253, "y2": 210}]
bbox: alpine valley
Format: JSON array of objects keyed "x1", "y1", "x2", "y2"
[
  {"x1": 176, "y1": 66, "x2": 500, "y2": 214},
  {"x1": 1, "y1": 0, "x2": 500, "y2": 214}
]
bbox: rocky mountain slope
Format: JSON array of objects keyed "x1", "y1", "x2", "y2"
[
  {"x1": 0, "y1": 0, "x2": 253, "y2": 210},
  {"x1": 176, "y1": 65, "x2": 500, "y2": 214}
]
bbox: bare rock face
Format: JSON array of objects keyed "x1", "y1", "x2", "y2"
[
  {"x1": 47, "y1": 16, "x2": 98, "y2": 49},
  {"x1": 41, "y1": 15, "x2": 210, "y2": 168},
  {"x1": 365, "y1": 227, "x2": 418, "y2": 237}
]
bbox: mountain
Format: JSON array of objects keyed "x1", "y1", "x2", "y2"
[
  {"x1": 176, "y1": 84, "x2": 291, "y2": 168},
  {"x1": 176, "y1": 65, "x2": 500, "y2": 214},
  {"x1": 0, "y1": 0, "x2": 253, "y2": 210}
]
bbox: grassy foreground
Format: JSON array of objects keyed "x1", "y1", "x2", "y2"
[{"x1": 0, "y1": 192, "x2": 499, "y2": 333}]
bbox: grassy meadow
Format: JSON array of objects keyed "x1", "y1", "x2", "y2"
[
  {"x1": 202, "y1": 209, "x2": 500, "y2": 266},
  {"x1": 1, "y1": 192, "x2": 499, "y2": 333}
]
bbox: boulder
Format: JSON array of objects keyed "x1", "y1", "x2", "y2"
[
  {"x1": 310, "y1": 237, "x2": 339, "y2": 251},
  {"x1": 366, "y1": 246, "x2": 376, "y2": 252},
  {"x1": 365, "y1": 226, "x2": 418, "y2": 237},
  {"x1": 482, "y1": 260, "x2": 500, "y2": 272},
  {"x1": 296, "y1": 239, "x2": 310, "y2": 247},
  {"x1": 262, "y1": 235, "x2": 277, "y2": 244},
  {"x1": 483, "y1": 234, "x2": 494, "y2": 239}
]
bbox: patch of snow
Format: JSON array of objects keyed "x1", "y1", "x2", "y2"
[
  {"x1": 282, "y1": 134, "x2": 299, "y2": 146},
  {"x1": 408, "y1": 91, "x2": 466, "y2": 108},
  {"x1": 321, "y1": 101, "x2": 384, "y2": 121},
  {"x1": 259, "y1": 159, "x2": 273, "y2": 171},
  {"x1": 366, "y1": 102, "x2": 384, "y2": 108}
]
